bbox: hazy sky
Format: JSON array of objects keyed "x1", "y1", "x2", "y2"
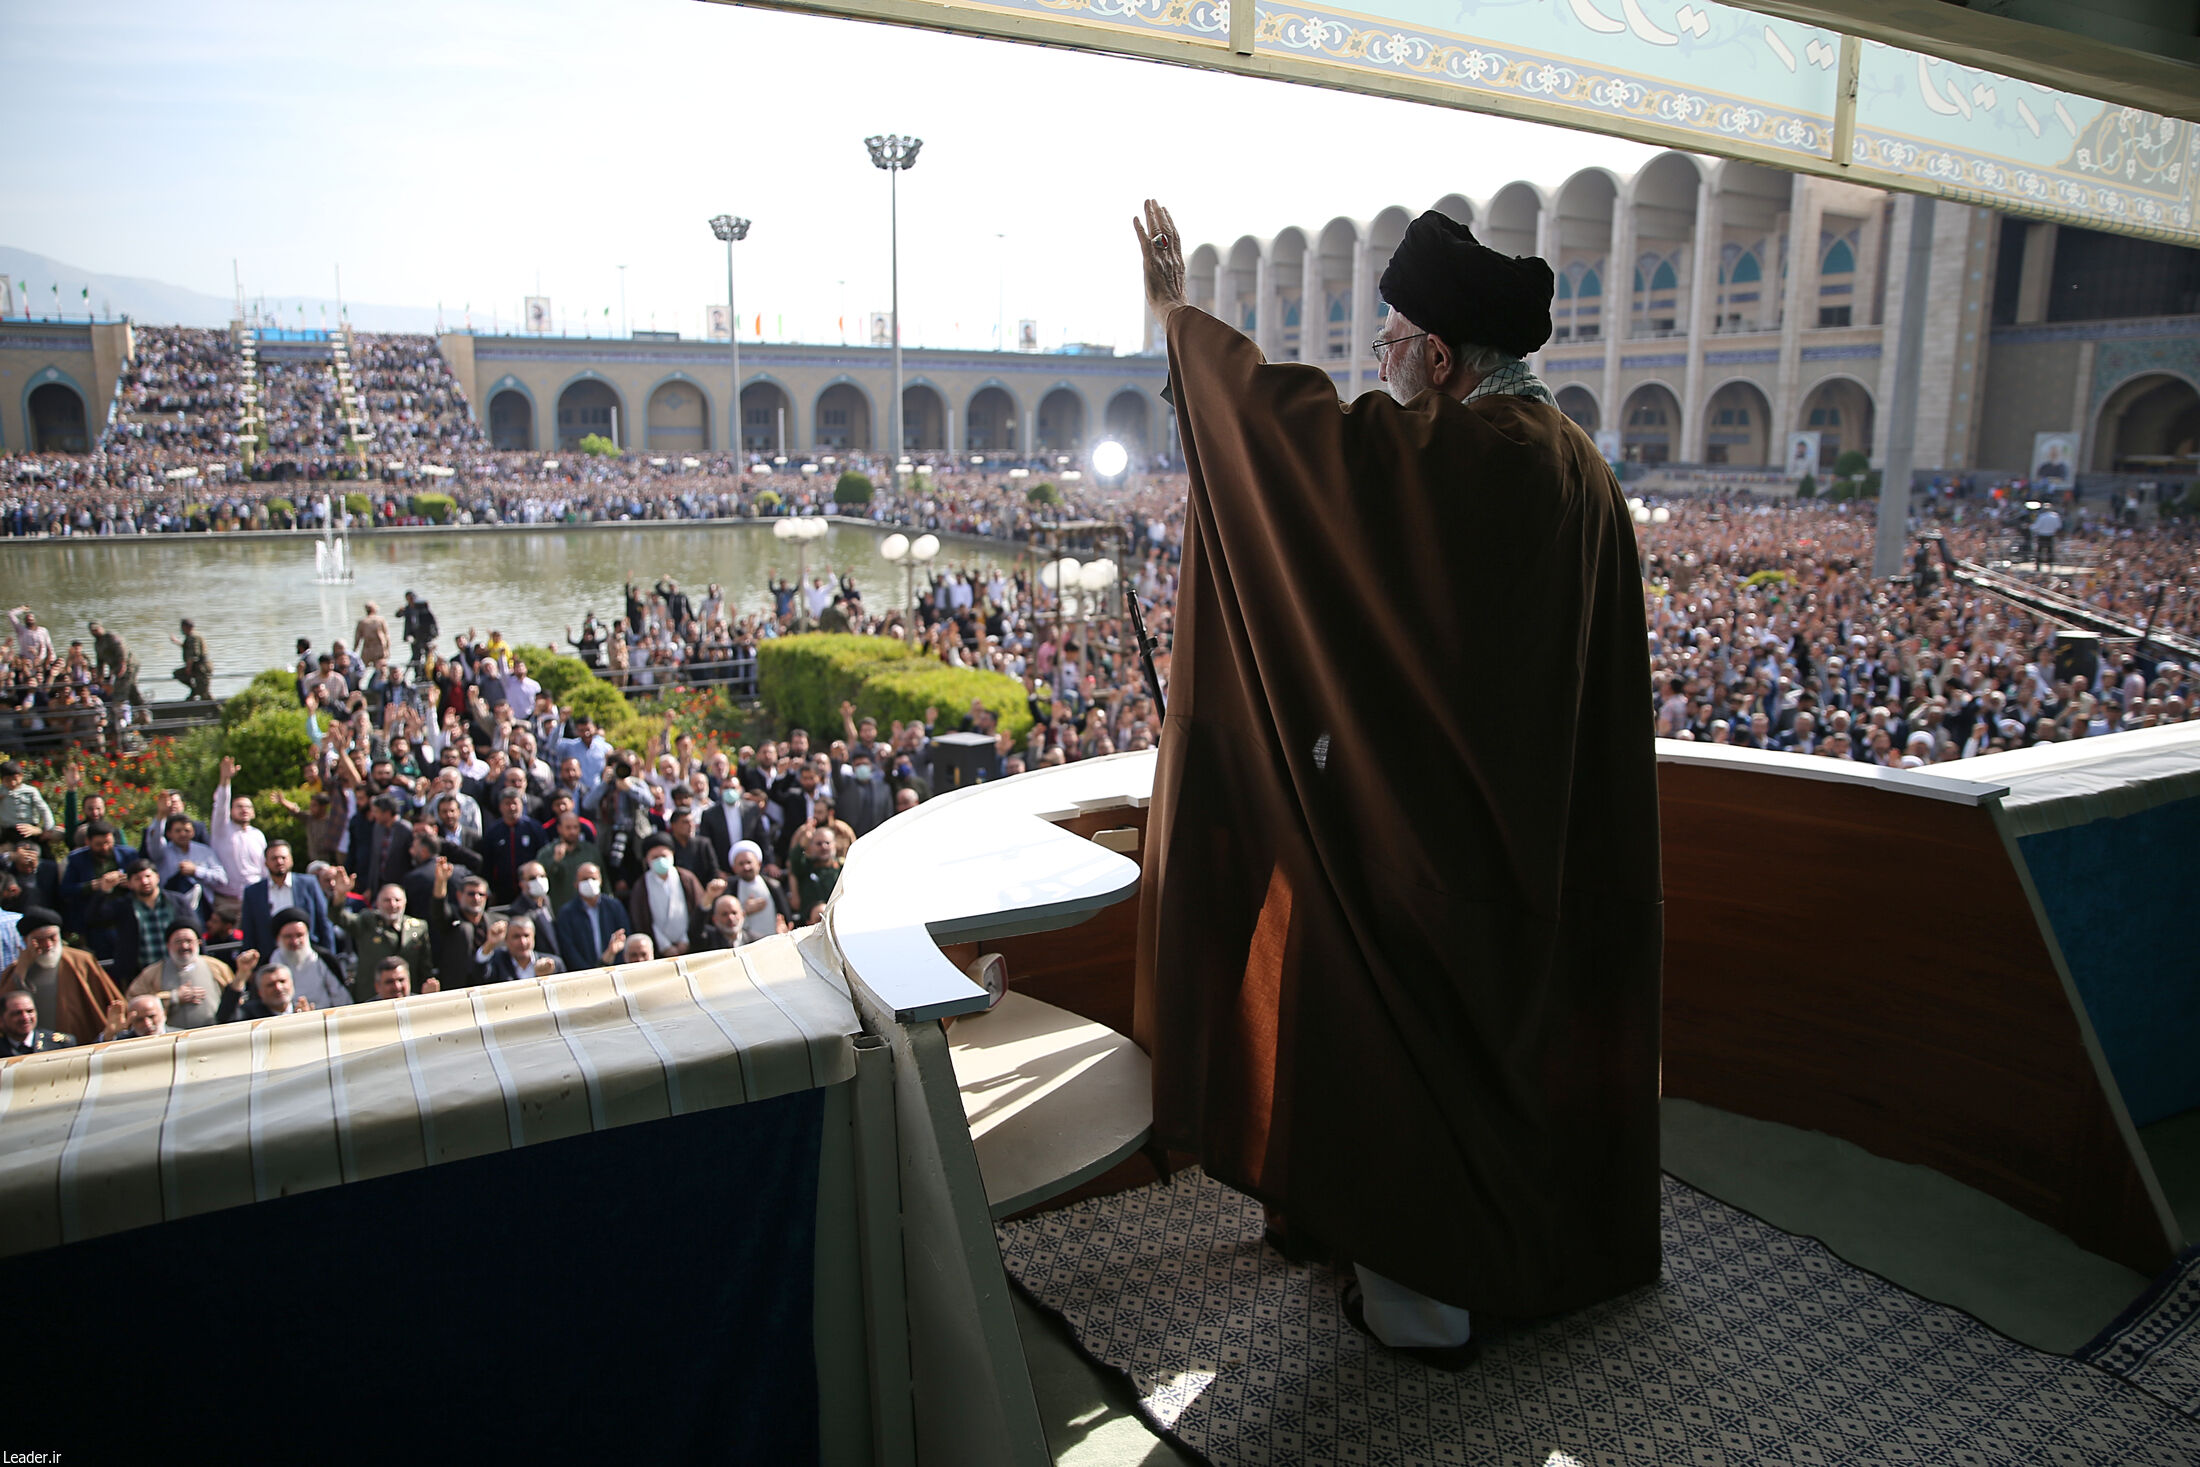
[{"x1": 6, "y1": 0, "x2": 1658, "y2": 350}]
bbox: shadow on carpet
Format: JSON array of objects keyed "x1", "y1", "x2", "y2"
[{"x1": 999, "y1": 1166, "x2": 2200, "y2": 1466}]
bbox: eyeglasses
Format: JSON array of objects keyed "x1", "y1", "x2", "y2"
[{"x1": 1372, "y1": 331, "x2": 1430, "y2": 358}]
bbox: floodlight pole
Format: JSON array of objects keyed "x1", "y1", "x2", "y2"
[
  {"x1": 866, "y1": 134, "x2": 922, "y2": 493},
  {"x1": 711, "y1": 214, "x2": 751, "y2": 461}
]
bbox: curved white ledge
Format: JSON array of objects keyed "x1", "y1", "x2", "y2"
[
  {"x1": 1655, "y1": 739, "x2": 2007, "y2": 805},
  {"x1": 827, "y1": 752, "x2": 1154, "y2": 1023}
]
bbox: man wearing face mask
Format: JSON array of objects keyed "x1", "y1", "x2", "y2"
[
  {"x1": 429, "y1": 865, "x2": 495, "y2": 988},
  {"x1": 625, "y1": 834, "x2": 719, "y2": 959},
  {"x1": 482, "y1": 787, "x2": 551, "y2": 906},
  {"x1": 504, "y1": 860, "x2": 560, "y2": 958},
  {"x1": 255, "y1": 909, "x2": 352, "y2": 1011},
  {"x1": 331, "y1": 880, "x2": 434, "y2": 1005},
  {"x1": 832, "y1": 745, "x2": 893, "y2": 838},
  {"x1": 0, "y1": 906, "x2": 122, "y2": 1044},
  {"x1": 555, "y1": 861, "x2": 628, "y2": 972},
  {"x1": 1131, "y1": 201, "x2": 1660, "y2": 1358}
]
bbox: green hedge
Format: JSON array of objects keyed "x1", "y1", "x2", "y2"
[
  {"x1": 409, "y1": 492, "x2": 455, "y2": 523},
  {"x1": 511, "y1": 645, "x2": 630, "y2": 729},
  {"x1": 834, "y1": 471, "x2": 874, "y2": 504},
  {"x1": 226, "y1": 708, "x2": 316, "y2": 798},
  {"x1": 756, "y1": 634, "x2": 1029, "y2": 745},
  {"x1": 222, "y1": 668, "x2": 299, "y2": 729}
]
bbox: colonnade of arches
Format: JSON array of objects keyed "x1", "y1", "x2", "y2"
[
  {"x1": 490, "y1": 377, "x2": 1159, "y2": 457},
  {"x1": 1549, "y1": 376, "x2": 1877, "y2": 470},
  {"x1": 1188, "y1": 152, "x2": 1884, "y2": 385}
]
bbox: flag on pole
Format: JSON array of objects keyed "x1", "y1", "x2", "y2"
[
  {"x1": 776, "y1": 314, "x2": 783, "y2": 338},
  {"x1": 753, "y1": 313, "x2": 762, "y2": 337}
]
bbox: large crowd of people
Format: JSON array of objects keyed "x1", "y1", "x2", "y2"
[
  {"x1": 1, "y1": 472, "x2": 2194, "y2": 1047},
  {"x1": 97, "y1": 326, "x2": 245, "y2": 455},
  {"x1": 354, "y1": 334, "x2": 485, "y2": 455}
]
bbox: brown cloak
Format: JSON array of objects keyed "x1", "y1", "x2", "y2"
[
  {"x1": 3, "y1": 947, "x2": 125, "y2": 1051},
  {"x1": 1133, "y1": 308, "x2": 1663, "y2": 1318}
]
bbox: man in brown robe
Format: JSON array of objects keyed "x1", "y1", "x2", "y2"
[
  {"x1": 1130, "y1": 201, "x2": 1662, "y2": 1353},
  {"x1": 2, "y1": 906, "x2": 126, "y2": 1049}
]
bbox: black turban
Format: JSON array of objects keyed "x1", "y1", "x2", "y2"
[
  {"x1": 1379, "y1": 211, "x2": 1555, "y2": 359},
  {"x1": 19, "y1": 906, "x2": 60, "y2": 935},
  {"x1": 270, "y1": 907, "x2": 310, "y2": 934}
]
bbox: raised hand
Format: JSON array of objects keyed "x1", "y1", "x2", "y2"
[
  {"x1": 1132, "y1": 199, "x2": 1188, "y2": 324},
  {"x1": 218, "y1": 755, "x2": 237, "y2": 787}
]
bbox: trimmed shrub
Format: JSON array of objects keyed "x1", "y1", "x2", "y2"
[
  {"x1": 1027, "y1": 480, "x2": 1062, "y2": 506},
  {"x1": 1796, "y1": 473, "x2": 1817, "y2": 499},
  {"x1": 579, "y1": 433, "x2": 620, "y2": 457},
  {"x1": 754, "y1": 489, "x2": 783, "y2": 511},
  {"x1": 225, "y1": 708, "x2": 316, "y2": 799},
  {"x1": 222, "y1": 668, "x2": 299, "y2": 730},
  {"x1": 267, "y1": 496, "x2": 295, "y2": 517},
  {"x1": 756, "y1": 634, "x2": 1029, "y2": 746},
  {"x1": 1832, "y1": 449, "x2": 1871, "y2": 480},
  {"x1": 834, "y1": 471, "x2": 874, "y2": 505},
  {"x1": 409, "y1": 492, "x2": 455, "y2": 523},
  {"x1": 859, "y1": 660, "x2": 1033, "y2": 747}
]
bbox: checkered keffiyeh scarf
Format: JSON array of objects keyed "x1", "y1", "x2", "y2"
[{"x1": 1464, "y1": 357, "x2": 1556, "y2": 406}]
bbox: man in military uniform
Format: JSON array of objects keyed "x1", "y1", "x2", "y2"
[
  {"x1": 1, "y1": 989, "x2": 75, "y2": 1056},
  {"x1": 89, "y1": 620, "x2": 145, "y2": 742},
  {"x1": 170, "y1": 617, "x2": 212, "y2": 701}
]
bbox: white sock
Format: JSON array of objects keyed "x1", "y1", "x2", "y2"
[{"x1": 1354, "y1": 1264, "x2": 1472, "y2": 1348}]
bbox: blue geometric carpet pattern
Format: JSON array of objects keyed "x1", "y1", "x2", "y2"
[
  {"x1": 1000, "y1": 1167, "x2": 2200, "y2": 1466},
  {"x1": 2083, "y1": 1244, "x2": 2200, "y2": 1421}
]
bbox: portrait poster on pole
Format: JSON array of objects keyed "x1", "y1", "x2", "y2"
[
  {"x1": 1785, "y1": 432, "x2": 1823, "y2": 479},
  {"x1": 870, "y1": 312, "x2": 892, "y2": 348},
  {"x1": 707, "y1": 305, "x2": 732, "y2": 342},
  {"x1": 1018, "y1": 319, "x2": 1038, "y2": 352},
  {"x1": 0, "y1": 276, "x2": 13, "y2": 317},
  {"x1": 525, "y1": 297, "x2": 552, "y2": 335},
  {"x1": 2030, "y1": 431, "x2": 2077, "y2": 482}
]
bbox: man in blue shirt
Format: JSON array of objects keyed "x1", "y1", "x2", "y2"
[{"x1": 551, "y1": 715, "x2": 614, "y2": 806}]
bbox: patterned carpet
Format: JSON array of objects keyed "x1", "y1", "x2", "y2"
[
  {"x1": 1000, "y1": 1167, "x2": 2200, "y2": 1466},
  {"x1": 2084, "y1": 1244, "x2": 2200, "y2": 1422}
]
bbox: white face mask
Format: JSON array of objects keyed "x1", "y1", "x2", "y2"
[
  {"x1": 576, "y1": 878, "x2": 601, "y2": 900},
  {"x1": 524, "y1": 877, "x2": 549, "y2": 898}
]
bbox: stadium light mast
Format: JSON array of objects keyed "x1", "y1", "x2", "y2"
[
  {"x1": 710, "y1": 214, "x2": 750, "y2": 462},
  {"x1": 865, "y1": 133, "x2": 921, "y2": 491}
]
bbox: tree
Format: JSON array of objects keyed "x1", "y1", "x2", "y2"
[
  {"x1": 834, "y1": 471, "x2": 874, "y2": 505},
  {"x1": 1026, "y1": 480, "x2": 1062, "y2": 506},
  {"x1": 1833, "y1": 449, "x2": 1871, "y2": 480},
  {"x1": 1796, "y1": 473, "x2": 1817, "y2": 499},
  {"x1": 579, "y1": 432, "x2": 620, "y2": 457}
]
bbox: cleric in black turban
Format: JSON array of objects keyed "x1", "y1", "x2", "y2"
[
  {"x1": 1378, "y1": 210, "x2": 1555, "y2": 360},
  {"x1": 1133, "y1": 198, "x2": 1659, "y2": 1365}
]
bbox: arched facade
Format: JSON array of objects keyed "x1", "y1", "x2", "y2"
[
  {"x1": 814, "y1": 380, "x2": 873, "y2": 452},
  {"x1": 902, "y1": 381, "x2": 948, "y2": 452},
  {"x1": 966, "y1": 384, "x2": 1018, "y2": 453},
  {"x1": 1103, "y1": 390, "x2": 1151, "y2": 454},
  {"x1": 741, "y1": 378, "x2": 794, "y2": 456},
  {"x1": 1797, "y1": 376, "x2": 1875, "y2": 470},
  {"x1": 1556, "y1": 384, "x2": 1599, "y2": 434},
  {"x1": 26, "y1": 376, "x2": 90, "y2": 453},
  {"x1": 645, "y1": 374, "x2": 711, "y2": 451},
  {"x1": 488, "y1": 385, "x2": 534, "y2": 451},
  {"x1": 1270, "y1": 227, "x2": 1309, "y2": 362},
  {"x1": 2093, "y1": 372, "x2": 2200, "y2": 473},
  {"x1": 555, "y1": 375, "x2": 624, "y2": 450},
  {"x1": 1621, "y1": 382, "x2": 1683, "y2": 464},
  {"x1": 1702, "y1": 379, "x2": 1772, "y2": 466},
  {"x1": 1035, "y1": 386, "x2": 1087, "y2": 452},
  {"x1": 26, "y1": 380, "x2": 88, "y2": 453}
]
